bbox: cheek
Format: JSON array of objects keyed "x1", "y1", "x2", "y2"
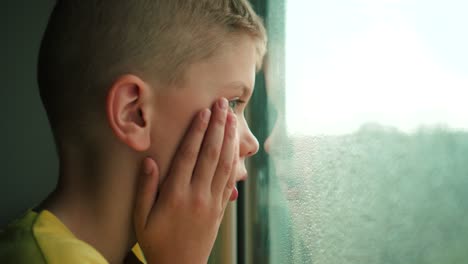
[
  {"x1": 148, "y1": 93, "x2": 215, "y2": 180},
  {"x1": 148, "y1": 111, "x2": 192, "y2": 181}
]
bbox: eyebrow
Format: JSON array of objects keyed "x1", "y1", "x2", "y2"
[{"x1": 226, "y1": 81, "x2": 252, "y2": 97}]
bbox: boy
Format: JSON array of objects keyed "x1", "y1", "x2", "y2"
[{"x1": 0, "y1": 0, "x2": 267, "y2": 263}]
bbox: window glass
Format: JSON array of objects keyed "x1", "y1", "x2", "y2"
[{"x1": 249, "y1": 0, "x2": 468, "y2": 263}]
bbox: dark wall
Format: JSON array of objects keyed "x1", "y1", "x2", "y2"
[{"x1": 1, "y1": 0, "x2": 57, "y2": 227}]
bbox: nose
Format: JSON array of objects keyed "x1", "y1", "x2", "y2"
[{"x1": 239, "y1": 123, "x2": 259, "y2": 158}]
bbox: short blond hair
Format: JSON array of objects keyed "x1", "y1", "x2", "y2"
[{"x1": 38, "y1": 0, "x2": 267, "y2": 140}]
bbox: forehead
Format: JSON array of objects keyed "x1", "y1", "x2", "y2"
[{"x1": 182, "y1": 35, "x2": 257, "y2": 95}]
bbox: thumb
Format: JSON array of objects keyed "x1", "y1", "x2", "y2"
[{"x1": 134, "y1": 157, "x2": 160, "y2": 233}]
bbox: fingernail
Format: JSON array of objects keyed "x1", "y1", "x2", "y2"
[
  {"x1": 218, "y1": 98, "x2": 228, "y2": 110},
  {"x1": 201, "y1": 109, "x2": 211, "y2": 122},
  {"x1": 144, "y1": 158, "x2": 153, "y2": 175}
]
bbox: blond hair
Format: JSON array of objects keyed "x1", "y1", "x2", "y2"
[{"x1": 38, "y1": 0, "x2": 267, "y2": 140}]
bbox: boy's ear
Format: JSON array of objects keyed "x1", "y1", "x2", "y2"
[{"x1": 106, "y1": 75, "x2": 152, "y2": 151}]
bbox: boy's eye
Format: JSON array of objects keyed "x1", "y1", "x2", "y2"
[{"x1": 228, "y1": 99, "x2": 244, "y2": 112}]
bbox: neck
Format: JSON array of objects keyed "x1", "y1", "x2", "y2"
[{"x1": 41, "y1": 143, "x2": 140, "y2": 264}]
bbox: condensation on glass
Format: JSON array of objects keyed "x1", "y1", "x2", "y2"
[{"x1": 246, "y1": 0, "x2": 468, "y2": 263}]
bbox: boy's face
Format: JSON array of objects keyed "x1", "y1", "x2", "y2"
[{"x1": 149, "y1": 34, "x2": 259, "y2": 185}]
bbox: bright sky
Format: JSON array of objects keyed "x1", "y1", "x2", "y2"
[{"x1": 285, "y1": 0, "x2": 468, "y2": 136}]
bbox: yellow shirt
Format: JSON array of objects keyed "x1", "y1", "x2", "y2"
[{"x1": 0, "y1": 210, "x2": 146, "y2": 264}]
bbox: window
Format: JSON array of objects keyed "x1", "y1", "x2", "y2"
[{"x1": 241, "y1": 0, "x2": 468, "y2": 263}]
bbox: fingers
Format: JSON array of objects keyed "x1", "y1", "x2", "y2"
[
  {"x1": 134, "y1": 157, "x2": 159, "y2": 232},
  {"x1": 222, "y1": 134, "x2": 239, "y2": 210},
  {"x1": 166, "y1": 109, "x2": 211, "y2": 190},
  {"x1": 211, "y1": 111, "x2": 237, "y2": 197},
  {"x1": 192, "y1": 98, "x2": 229, "y2": 192}
]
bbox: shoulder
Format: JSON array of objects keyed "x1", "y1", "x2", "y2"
[
  {"x1": 0, "y1": 210, "x2": 109, "y2": 264},
  {"x1": 32, "y1": 210, "x2": 109, "y2": 264},
  {"x1": 0, "y1": 210, "x2": 47, "y2": 264}
]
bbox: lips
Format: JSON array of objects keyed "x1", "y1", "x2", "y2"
[
  {"x1": 229, "y1": 187, "x2": 239, "y2": 201},
  {"x1": 229, "y1": 173, "x2": 247, "y2": 201}
]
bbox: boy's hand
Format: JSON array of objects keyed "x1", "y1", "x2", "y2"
[{"x1": 133, "y1": 98, "x2": 238, "y2": 264}]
